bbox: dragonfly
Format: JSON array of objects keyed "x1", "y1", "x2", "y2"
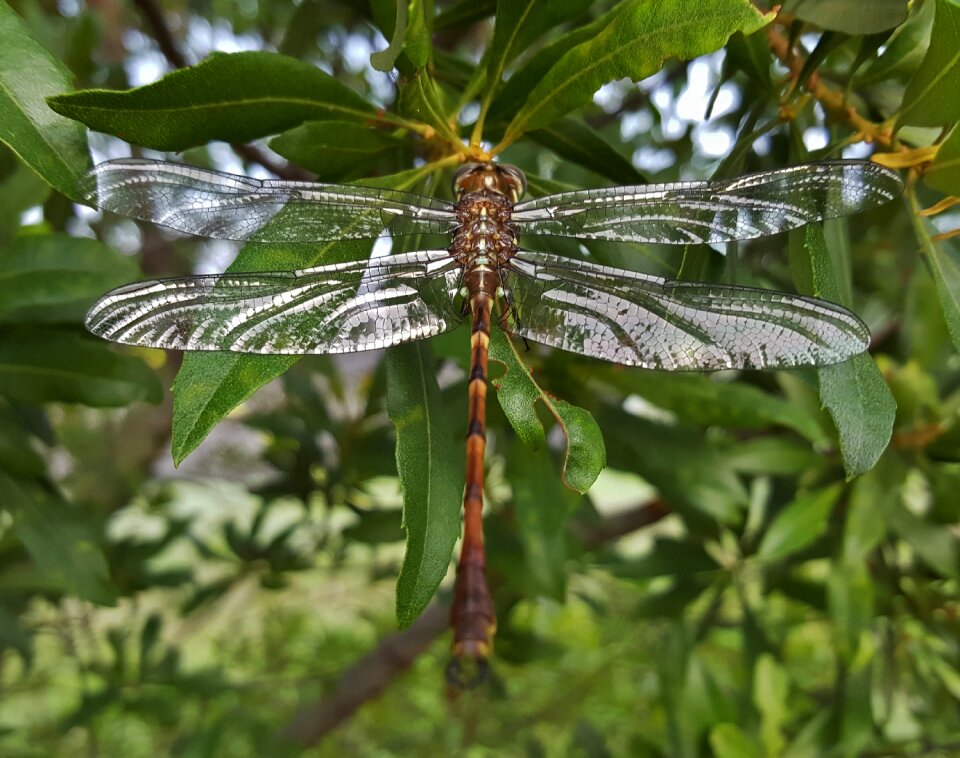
[{"x1": 82, "y1": 157, "x2": 902, "y2": 683}]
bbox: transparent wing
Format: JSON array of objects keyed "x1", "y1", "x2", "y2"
[
  {"x1": 86, "y1": 251, "x2": 463, "y2": 354},
  {"x1": 511, "y1": 160, "x2": 902, "y2": 244},
  {"x1": 503, "y1": 251, "x2": 870, "y2": 370},
  {"x1": 81, "y1": 160, "x2": 459, "y2": 243}
]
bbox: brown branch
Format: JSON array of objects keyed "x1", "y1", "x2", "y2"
[
  {"x1": 278, "y1": 498, "x2": 670, "y2": 747},
  {"x1": 131, "y1": 0, "x2": 188, "y2": 68},
  {"x1": 765, "y1": 25, "x2": 896, "y2": 149},
  {"x1": 278, "y1": 602, "x2": 449, "y2": 747}
]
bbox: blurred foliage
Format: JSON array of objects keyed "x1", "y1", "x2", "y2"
[{"x1": 1, "y1": 0, "x2": 959, "y2": 755}]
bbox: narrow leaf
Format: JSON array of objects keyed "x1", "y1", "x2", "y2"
[
  {"x1": 489, "y1": 328, "x2": 605, "y2": 493},
  {"x1": 501, "y1": 0, "x2": 770, "y2": 143},
  {"x1": 803, "y1": 225, "x2": 895, "y2": 477},
  {"x1": 0, "y1": 3, "x2": 89, "y2": 200},
  {"x1": 386, "y1": 342, "x2": 463, "y2": 627},
  {"x1": 908, "y1": 188, "x2": 960, "y2": 351},
  {"x1": 757, "y1": 484, "x2": 841, "y2": 562},
  {"x1": 485, "y1": 0, "x2": 595, "y2": 90},
  {"x1": 924, "y1": 124, "x2": 960, "y2": 197},
  {"x1": 48, "y1": 51, "x2": 376, "y2": 152},
  {"x1": 897, "y1": 0, "x2": 960, "y2": 128}
]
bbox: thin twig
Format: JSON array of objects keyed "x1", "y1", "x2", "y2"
[
  {"x1": 765, "y1": 25, "x2": 896, "y2": 149},
  {"x1": 278, "y1": 602, "x2": 449, "y2": 746}
]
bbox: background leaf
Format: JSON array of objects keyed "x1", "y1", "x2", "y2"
[
  {"x1": 782, "y1": 0, "x2": 908, "y2": 34},
  {"x1": 0, "y1": 2, "x2": 89, "y2": 199}
]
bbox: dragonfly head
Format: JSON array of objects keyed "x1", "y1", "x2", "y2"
[{"x1": 453, "y1": 162, "x2": 527, "y2": 202}]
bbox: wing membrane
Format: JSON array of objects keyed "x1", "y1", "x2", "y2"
[
  {"x1": 503, "y1": 251, "x2": 869, "y2": 370},
  {"x1": 81, "y1": 160, "x2": 458, "y2": 243},
  {"x1": 511, "y1": 161, "x2": 902, "y2": 244},
  {"x1": 86, "y1": 251, "x2": 463, "y2": 354}
]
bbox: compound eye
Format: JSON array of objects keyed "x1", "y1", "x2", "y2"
[
  {"x1": 452, "y1": 163, "x2": 479, "y2": 193},
  {"x1": 501, "y1": 164, "x2": 527, "y2": 198}
]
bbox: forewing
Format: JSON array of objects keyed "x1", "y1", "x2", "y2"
[
  {"x1": 503, "y1": 251, "x2": 870, "y2": 370},
  {"x1": 511, "y1": 161, "x2": 902, "y2": 244},
  {"x1": 86, "y1": 251, "x2": 463, "y2": 354},
  {"x1": 80, "y1": 160, "x2": 458, "y2": 243}
]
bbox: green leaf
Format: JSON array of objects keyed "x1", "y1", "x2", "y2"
[
  {"x1": 0, "y1": 470, "x2": 115, "y2": 604},
  {"x1": 370, "y1": 0, "x2": 410, "y2": 72},
  {"x1": 48, "y1": 51, "x2": 376, "y2": 152},
  {"x1": 370, "y1": 0, "x2": 431, "y2": 73},
  {"x1": 500, "y1": 0, "x2": 770, "y2": 144},
  {"x1": 396, "y1": 70, "x2": 460, "y2": 144},
  {"x1": 484, "y1": 0, "x2": 595, "y2": 92},
  {"x1": 0, "y1": 233, "x2": 138, "y2": 324},
  {"x1": 782, "y1": 0, "x2": 908, "y2": 33},
  {"x1": 753, "y1": 654, "x2": 789, "y2": 757},
  {"x1": 818, "y1": 357, "x2": 896, "y2": 478},
  {"x1": 386, "y1": 341, "x2": 463, "y2": 627},
  {"x1": 709, "y1": 723, "x2": 761, "y2": 758},
  {"x1": 489, "y1": 328, "x2": 605, "y2": 493},
  {"x1": 802, "y1": 225, "x2": 895, "y2": 477},
  {"x1": 0, "y1": 328, "x2": 162, "y2": 406},
  {"x1": 897, "y1": 0, "x2": 960, "y2": 128},
  {"x1": 908, "y1": 190, "x2": 960, "y2": 350},
  {"x1": 529, "y1": 118, "x2": 647, "y2": 185},
  {"x1": 484, "y1": 10, "x2": 610, "y2": 129},
  {"x1": 0, "y1": 2, "x2": 89, "y2": 200},
  {"x1": 856, "y1": 0, "x2": 935, "y2": 86},
  {"x1": 924, "y1": 124, "x2": 960, "y2": 196},
  {"x1": 508, "y1": 445, "x2": 580, "y2": 599},
  {"x1": 269, "y1": 121, "x2": 408, "y2": 181},
  {"x1": 757, "y1": 484, "x2": 841, "y2": 562},
  {"x1": 591, "y1": 369, "x2": 827, "y2": 444}
]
